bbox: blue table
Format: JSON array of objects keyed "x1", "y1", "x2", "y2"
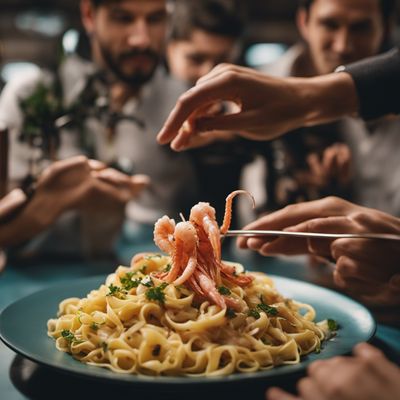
[{"x1": 1, "y1": 235, "x2": 399, "y2": 400}]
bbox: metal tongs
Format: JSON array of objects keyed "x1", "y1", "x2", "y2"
[{"x1": 224, "y1": 230, "x2": 400, "y2": 242}]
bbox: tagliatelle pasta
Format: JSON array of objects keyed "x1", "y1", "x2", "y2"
[{"x1": 47, "y1": 191, "x2": 332, "y2": 376}]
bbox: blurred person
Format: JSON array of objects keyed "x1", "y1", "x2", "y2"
[
  {"x1": 260, "y1": 0, "x2": 399, "y2": 215},
  {"x1": 166, "y1": 0, "x2": 255, "y2": 224},
  {"x1": 0, "y1": 0, "x2": 205, "y2": 259},
  {"x1": 166, "y1": 0, "x2": 242, "y2": 87}
]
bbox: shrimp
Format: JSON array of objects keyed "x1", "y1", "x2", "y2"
[
  {"x1": 190, "y1": 202, "x2": 221, "y2": 261},
  {"x1": 195, "y1": 270, "x2": 226, "y2": 309},
  {"x1": 220, "y1": 190, "x2": 255, "y2": 234},
  {"x1": 154, "y1": 216, "x2": 176, "y2": 255},
  {"x1": 166, "y1": 222, "x2": 198, "y2": 285}
]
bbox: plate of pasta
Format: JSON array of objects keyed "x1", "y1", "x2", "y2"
[{"x1": 0, "y1": 192, "x2": 376, "y2": 390}]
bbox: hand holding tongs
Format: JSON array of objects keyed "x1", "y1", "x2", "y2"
[{"x1": 224, "y1": 230, "x2": 400, "y2": 242}]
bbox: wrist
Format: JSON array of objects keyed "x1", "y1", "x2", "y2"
[{"x1": 295, "y1": 72, "x2": 358, "y2": 127}]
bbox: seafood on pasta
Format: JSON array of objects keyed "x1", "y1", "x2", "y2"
[{"x1": 48, "y1": 191, "x2": 333, "y2": 376}]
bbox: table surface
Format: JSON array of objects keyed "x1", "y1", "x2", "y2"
[{"x1": 1, "y1": 231, "x2": 399, "y2": 400}]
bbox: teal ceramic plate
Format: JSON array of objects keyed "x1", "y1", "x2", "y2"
[{"x1": 0, "y1": 275, "x2": 375, "y2": 388}]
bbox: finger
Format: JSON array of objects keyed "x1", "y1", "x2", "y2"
[
  {"x1": 41, "y1": 155, "x2": 90, "y2": 182},
  {"x1": 333, "y1": 269, "x2": 383, "y2": 296},
  {"x1": 353, "y1": 342, "x2": 385, "y2": 360},
  {"x1": 266, "y1": 387, "x2": 300, "y2": 400},
  {"x1": 259, "y1": 237, "x2": 309, "y2": 256},
  {"x1": 335, "y1": 255, "x2": 390, "y2": 284},
  {"x1": 88, "y1": 159, "x2": 107, "y2": 171},
  {"x1": 331, "y1": 238, "x2": 400, "y2": 276},
  {"x1": 297, "y1": 377, "x2": 326, "y2": 400},
  {"x1": 157, "y1": 74, "x2": 241, "y2": 145},
  {"x1": 242, "y1": 198, "x2": 355, "y2": 232}
]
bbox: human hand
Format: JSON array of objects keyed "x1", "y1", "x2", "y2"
[
  {"x1": 266, "y1": 343, "x2": 400, "y2": 400},
  {"x1": 157, "y1": 64, "x2": 358, "y2": 151},
  {"x1": 295, "y1": 143, "x2": 352, "y2": 191},
  {"x1": 0, "y1": 156, "x2": 149, "y2": 247},
  {"x1": 237, "y1": 197, "x2": 400, "y2": 303}
]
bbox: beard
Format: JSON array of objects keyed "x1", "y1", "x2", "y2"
[{"x1": 98, "y1": 42, "x2": 160, "y2": 86}]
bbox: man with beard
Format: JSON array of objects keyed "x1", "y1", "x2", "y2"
[
  {"x1": 258, "y1": 0, "x2": 400, "y2": 217},
  {"x1": 0, "y1": 0, "x2": 196, "y2": 260}
]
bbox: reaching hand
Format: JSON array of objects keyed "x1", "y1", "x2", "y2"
[
  {"x1": 237, "y1": 197, "x2": 400, "y2": 304},
  {"x1": 266, "y1": 343, "x2": 400, "y2": 400},
  {"x1": 157, "y1": 64, "x2": 358, "y2": 151}
]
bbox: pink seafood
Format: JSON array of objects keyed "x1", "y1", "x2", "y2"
[{"x1": 152, "y1": 190, "x2": 255, "y2": 310}]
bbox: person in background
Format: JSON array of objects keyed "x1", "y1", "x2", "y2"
[
  {"x1": 166, "y1": 0, "x2": 255, "y2": 224},
  {"x1": 260, "y1": 0, "x2": 399, "y2": 215},
  {"x1": 0, "y1": 0, "x2": 207, "y2": 260},
  {"x1": 167, "y1": 0, "x2": 242, "y2": 88}
]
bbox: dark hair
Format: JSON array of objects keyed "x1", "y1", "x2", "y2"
[
  {"x1": 90, "y1": 0, "x2": 123, "y2": 7},
  {"x1": 169, "y1": 0, "x2": 244, "y2": 41},
  {"x1": 299, "y1": 0, "x2": 396, "y2": 22}
]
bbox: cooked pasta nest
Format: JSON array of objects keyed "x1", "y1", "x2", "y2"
[{"x1": 48, "y1": 254, "x2": 331, "y2": 376}]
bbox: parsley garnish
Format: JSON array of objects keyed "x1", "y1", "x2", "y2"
[
  {"x1": 139, "y1": 265, "x2": 147, "y2": 274},
  {"x1": 257, "y1": 303, "x2": 278, "y2": 316},
  {"x1": 163, "y1": 263, "x2": 172, "y2": 272},
  {"x1": 226, "y1": 308, "x2": 236, "y2": 319},
  {"x1": 101, "y1": 342, "x2": 108, "y2": 352},
  {"x1": 315, "y1": 344, "x2": 321, "y2": 354},
  {"x1": 248, "y1": 309, "x2": 261, "y2": 319},
  {"x1": 141, "y1": 276, "x2": 154, "y2": 287},
  {"x1": 107, "y1": 284, "x2": 126, "y2": 299},
  {"x1": 120, "y1": 272, "x2": 142, "y2": 290},
  {"x1": 61, "y1": 329, "x2": 83, "y2": 344},
  {"x1": 218, "y1": 286, "x2": 231, "y2": 296},
  {"x1": 145, "y1": 283, "x2": 168, "y2": 304},
  {"x1": 327, "y1": 319, "x2": 339, "y2": 331}
]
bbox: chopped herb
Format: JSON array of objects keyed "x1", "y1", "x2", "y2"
[
  {"x1": 101, "y1": 342, "x2": 108, "y2": 352},
  {"x1": 226, "y1": 308, "x2": 236, "y2": 319},
  {"x1": 257, "y1": 303, "x2": 278, "y2": 316},
  {"x1": 218, "y1": 286, "x2": 231, "y2": 296},
  {"x1": 107, "y1": 284, "x2": 126, "y2": 299},
  {"x1": 163, "y1": 263, "x2": 172, "y2": 272},
  {"x1": 120, "y1": 273, "x2": 142, "y2": 290},
  {"x1": 145, "y1": 283, "x2": 168, "y2": 304},
  {"x1": 315, "y1": 344, "x2": 321, "y2": 354},
  {"x1": 90, "y1": 322, "x2": 99, "y2": 331},
  {"x1": 141, "y1": 276, "x2": 154, "y2": 287},
  {"x1": 261, "y1": 337, "x2": 271, "y2": 345},
  {"x1": 327, "y1": 319, "x2": 339, "y2": 331},
  {"x1": 248, "y1": 309, "x2": 261, "y2": 320},
  {"x1": 61, "y1": 329, "x2": 83, "y2": 344}
]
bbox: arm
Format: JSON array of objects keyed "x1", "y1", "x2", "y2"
[{"x1": 158, "y1": 48, "x2": 400, "y2": 151}]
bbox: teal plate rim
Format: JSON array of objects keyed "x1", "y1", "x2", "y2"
[{"x1": 0, "y1": 274, "x2": 376, "y2": 387}]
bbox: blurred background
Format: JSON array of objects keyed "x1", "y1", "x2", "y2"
[{"x1": 2, "y1": 0, "x2": 399, "y2": 86}]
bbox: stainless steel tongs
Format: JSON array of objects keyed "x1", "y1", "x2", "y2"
[{"x1": 224, "y1": 230, "x2": 400, "y2": 242}]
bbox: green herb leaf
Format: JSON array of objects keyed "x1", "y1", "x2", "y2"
[
  {"x1": 248, "y1": 309, "x2": 261, "y2": 320},
  {"x1": 141, "y1": 277, "x2": 154, "y2": 287},
  {"x1": 163, "y1": 263, "x2": 172, "y2": 272},
  {"x1": 226, "y1": 308, "x2": 236, "y2": 319},
  {"x1": 107, "y1": 284, "x2": 126, "y2": 299},
  {"x1": 120, "y1": 272, "x2": 142, "y2": 290},
  {"x1": 327, "y1": 319, "x2": 339, "y2": 331},
  {"x1": 218, "y1": 286, "x2": 231, "y2": 296},
  {"x1": 257, "y1": 303, "x2": 278, "y2": 316},
  {"x1": 145, "y1": 283, "x2": 168, "y2": 304},
  {"x1": 61, "y1": 329, "x2": 83, "y2": 344}
]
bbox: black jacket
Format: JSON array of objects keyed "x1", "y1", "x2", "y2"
[{"x1": 345, "y1": 47, "x2": 400, "y2": 120}]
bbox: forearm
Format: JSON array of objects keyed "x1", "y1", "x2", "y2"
[{"x1": 294, "y1": 72, "x2": 359, "y2": 127}]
